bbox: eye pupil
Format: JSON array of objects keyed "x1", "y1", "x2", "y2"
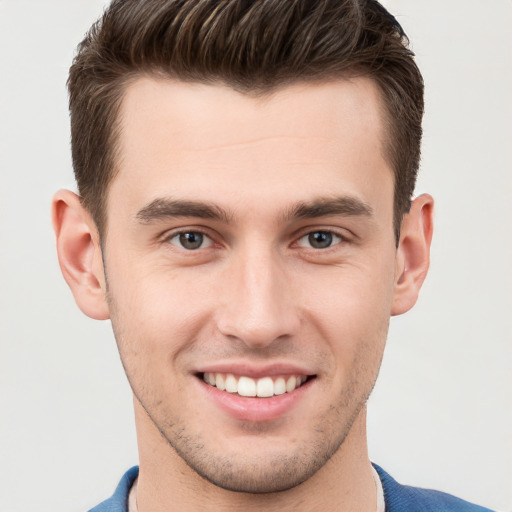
[
  {"x1": 308, "y1": 231, "x2": 333, "y2": 249},
  {"x1": 179, "y1": 232, "x2": 203, "y2": 250}
]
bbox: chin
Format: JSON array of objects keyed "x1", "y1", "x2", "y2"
[
  {"x1": 158, "y1": 406, "x2": 361, "y2": 495},
  {"x1": 176, "y1": 450, "x2": 330, "y2": 494}
]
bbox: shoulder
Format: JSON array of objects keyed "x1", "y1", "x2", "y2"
[
  {"x1": 373, "y1": 464, "x2": 496, "y2": 512},
  {"x1": 88, "y1": 464, "x2": 495, "y2": 512},
  {"x1": 88, "y1": 466, "x2": 139, "y2": 512}
]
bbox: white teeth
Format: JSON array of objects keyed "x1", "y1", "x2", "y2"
[
  {"x1": 274, "y1": 377, "x2": 286, "y2": 395},
  {"x1": 238, "y1": 376, "x2": 256, "y2": 397},
  {"x1": 286, "y1": 376, "x2": 297, "y2": 392},
  {"x1": 225, "y1": 374, "x2": 238, "y2": 393},
  {"x1": 215, "y1": 373, "x2": 226, "y2": 391},
  {"x1": 256, "y1": 377, "x2": 274, "y2": 397},
  {"x1": 203, "y1": 372, "x2": 308, "y2": 397}
]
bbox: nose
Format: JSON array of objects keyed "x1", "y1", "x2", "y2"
[{"x1": 216, "y1": 243, "x2": 300, "y2": 349}]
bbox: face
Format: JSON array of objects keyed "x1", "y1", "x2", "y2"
[{"x1": 103, "y1": 77, "x2": 399, "y2": 492}]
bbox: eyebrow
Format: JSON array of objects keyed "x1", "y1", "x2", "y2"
[
  {"x1": 284, "y1": 196, "x2": 373, "y2": 221},
  {"x1": 135, "y1": 198, "x2": 233, "y2": 224},
  {"x1": 135, "y1": 195, "x2": 373, "y2": 225}
]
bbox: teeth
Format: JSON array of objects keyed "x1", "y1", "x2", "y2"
[
  {"x1": 215, "y1": 373, "x2": 226, "y2": 391},
  {"x1": 256, "y1": 377, "x2": 274, "y2": 397},
  {"x1": 274, "y1": 377, "x2": 286, "y2": 395},
  {"x1": 286, "y1": 376, "x2": 297, "y2": 392},
  {"x1": 238, "y1": 376, "x2": 257, "y2": 397},
  {"x1": 202, "y1": 372, "x2": 308, "y2": 397},
  {"x1": 225, "y1": 374, "x2": 238, "y2": 393}
]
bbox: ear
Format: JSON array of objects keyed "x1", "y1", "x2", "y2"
[
  {"x1": 391, "y1": 193, "x2": 434, "y2": 316},
  {"x1": 52, "y1": 190, "x2": 110, "y2": 320}
]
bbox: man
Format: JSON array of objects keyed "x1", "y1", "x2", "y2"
[{"x1": 52, "y1": 0, "x2": 495, "y2": 510}]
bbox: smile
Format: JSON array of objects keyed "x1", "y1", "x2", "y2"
[{"x1": 202, "y1": 373, "x2": 309, "y2": 398}]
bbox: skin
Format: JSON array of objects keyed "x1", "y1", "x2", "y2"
[{"x1": 53, "y1": 77, "x2": 433, "y2": 511}]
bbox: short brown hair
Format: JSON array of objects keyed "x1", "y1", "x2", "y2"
[{"x1": 68, "y1": 0, "x2": 424, "y2": 241}]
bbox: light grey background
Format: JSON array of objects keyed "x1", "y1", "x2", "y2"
[{"x1": 0, "y1": 1, "x2": 510, "y2": 511}]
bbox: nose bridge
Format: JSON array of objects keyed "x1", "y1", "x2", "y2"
[{"x1": 217, "y1": 238, "x2": 298, "y2": 347}]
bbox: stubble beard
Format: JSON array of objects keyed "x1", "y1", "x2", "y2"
[
  {"x1": 151, "y1": 391, "x2": 371, "y2": 494},
  {"x1": 107, "y1": 291, "x2": 385, "y2": 494},
  {"x1": 118, "y1": 344, "x2": 380, "y2": 494}
]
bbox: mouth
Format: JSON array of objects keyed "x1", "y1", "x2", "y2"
[
  {"x1": 196, "y1": 368, "x2": 317, "y2": 422},
  {"x1": 200, "y1": 372, "x2": 313, "y2": 398}
]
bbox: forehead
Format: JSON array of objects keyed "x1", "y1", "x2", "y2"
[{"x1": 109, "y1": 76, "x2": 393, "y2": 224}]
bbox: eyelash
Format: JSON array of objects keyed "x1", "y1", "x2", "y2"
[
  {"x1": 296, "y1": 230, "x2": 346, "y2": 250},
  {"x1": 166, "y1": 230, "x2": 214, "y2": 251},
  {"x1": 163, "y1": 228, "x2": 350, "y2": 252}
]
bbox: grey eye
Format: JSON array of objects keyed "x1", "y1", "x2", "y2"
[
  {"x1": 298, "y1": 231, "x2": 342, "y2": 249},
  {"x1": 170, "y1": 231, "x2": 212, "y2": 250}
]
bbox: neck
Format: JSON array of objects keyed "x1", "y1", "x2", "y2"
[{"x1": 134, "y1": 401, "x2": 376, "y2": 512}]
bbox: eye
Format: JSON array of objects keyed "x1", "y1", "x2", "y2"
[
  {"x1": 298, "y1": 230, "x2": 343, "y2": 249},
  {"x1": 169, "y1": 231, "x2": 212, "y2": 250}
]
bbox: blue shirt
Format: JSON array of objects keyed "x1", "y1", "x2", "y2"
[{"x1": 89, "y1": 464, "x2": 495, "y2": 511}]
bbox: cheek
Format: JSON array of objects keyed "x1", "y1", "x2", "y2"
[
  {"x1": 106, "y1": 261, "x2": 215, "y2": 356},
  {"x1": 301, "y1": 258, "x2": 396, "y2": 322},
  {"x1": 298, "y1": 260, "x2": 395, "y2": 360}
]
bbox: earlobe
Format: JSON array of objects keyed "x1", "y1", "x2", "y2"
[
  {"x1": 391, "y1": 194, "x2": 434, "y2": 316},
  {"x1": 52, "y1": 190, "x2": 110, "y2": 320}
]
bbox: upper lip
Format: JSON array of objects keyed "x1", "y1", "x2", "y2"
[{"x1": 195, "y1": 362, "x2": 315, "y2": 379}]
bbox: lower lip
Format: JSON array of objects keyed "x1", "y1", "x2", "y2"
[{"x1": 198, "y1": 377, "x2": 314, "y2": 422}]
